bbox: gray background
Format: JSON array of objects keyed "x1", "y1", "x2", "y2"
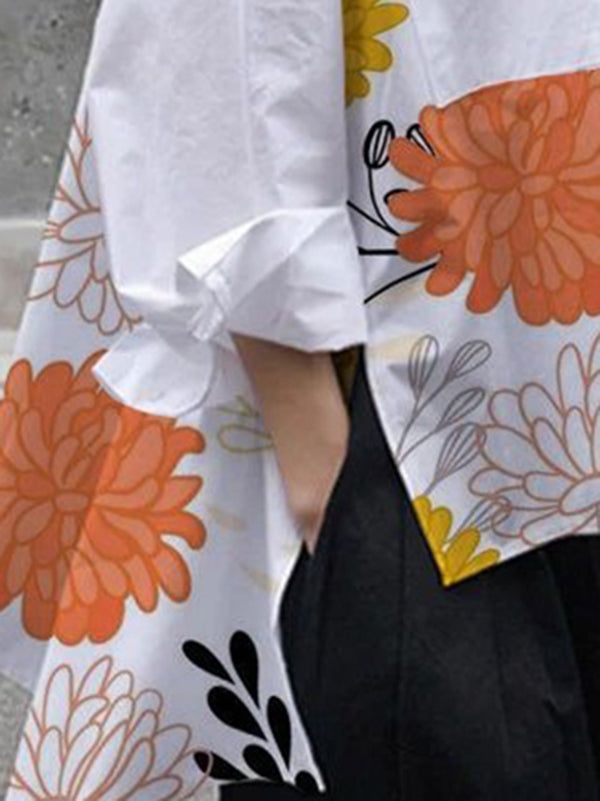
[
  {"x1": 1, "y1": 0, "x2": 100, "y2": 218},
  {"x1": 0, "y1": 0, "x2": 100, "y2": 340},
  {"x1": 0, "y1": 2, "x2": 99, "y2": 790}
]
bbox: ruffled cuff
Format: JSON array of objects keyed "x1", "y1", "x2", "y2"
[{"x1": 92, "y1": 206, "x2": 368, "y2": 418}]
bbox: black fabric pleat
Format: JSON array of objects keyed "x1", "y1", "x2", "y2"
[{"x1": 223, "y1": 346, "x2": 600, "y2": 801}]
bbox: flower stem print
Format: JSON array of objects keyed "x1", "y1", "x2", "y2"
[
  {"x1": 363, "y1": 120, "x2": 400, "y2": 235},
  {"x1": 387, "y1": 68, "x2": 600, "y2": 325},
  {"x1": 30, "y1": 110, "x2": 141, "y2": 336},
  {"x1": 349, "y1": 120, "x2": 440, "y2": 301},
  {"x1": 182, "y1": 631, "x2": 319, "y2": 793},
  {"x1": 0, "y1": 352, "x2": 206, "y2": 644},
  {"x1": 216, "y1": 396, "x2": 273, "y2": 454},
  {"x1": 394, "y1": 334, "x2": 491, "y2": 464},
  {"x1": 9, "y1": 656, "x2": 210, "y2": 800},
  {"x1": 349, "y1": 119, "x2": 400, "y2": 251},
  {"x1": 343, "y1": 0, "x2": 409, "y2": 107},
  {"x1": 423, "y1": 423, "x2": 484, "y2": 495}
]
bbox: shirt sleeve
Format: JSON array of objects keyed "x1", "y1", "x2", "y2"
[{"x1": 84, "y1": 0, "x2": 368, "y2": 416}]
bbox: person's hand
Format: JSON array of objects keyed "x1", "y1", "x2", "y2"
[{"x1": 286, "y1": 431, "x2": 349, "y2": 556}]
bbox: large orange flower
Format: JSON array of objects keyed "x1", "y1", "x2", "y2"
[
  {"x1": 388, "y1": 68, "x2": 600, "y2": 325},
  {"x1": 0, "y1": 353, "x2": 206, "y2": 644}
]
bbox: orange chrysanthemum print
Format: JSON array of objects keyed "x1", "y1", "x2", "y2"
[
  {"x1": 0, "y1": 353, "x2": 206, "y2": 644},
  {"x1": 388, "y1": 68, "x2": 600, "y2": 325}
]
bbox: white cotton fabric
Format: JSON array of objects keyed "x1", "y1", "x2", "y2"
[
  {"x1": 411, "y1": 0, "x2": 600, "y2": 106},
  {"x1": 93, "y1": 206, "x2": 368, "y2": 415},
  {"x1": 6, "y1": 0, "x2": 600, "y2": 797},
  {"x1": 82, "y1": 0, "x2": 368, "y2": 415}
]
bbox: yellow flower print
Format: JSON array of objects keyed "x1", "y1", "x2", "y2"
[
  {"x1": 413, "y1": 496, "x2": 501, "y2": 587},
  {"x1": 343, "y1": 0, "x2": 409, "y2": 106}
]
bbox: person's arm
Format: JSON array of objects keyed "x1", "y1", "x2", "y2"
[{"x1": 232, "y1": 333, "x2": 349, "y2": 554}]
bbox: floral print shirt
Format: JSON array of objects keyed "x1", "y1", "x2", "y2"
[{"x1": 3, "y1": 0, "x2": 600, "y2": 796}]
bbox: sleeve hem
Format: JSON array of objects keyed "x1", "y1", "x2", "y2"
[{"x1": 92, "y1": 204, "x2": 368, "y2": 417}]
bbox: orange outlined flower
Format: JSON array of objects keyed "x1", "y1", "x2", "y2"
[
  {"x1": 0, "y1": 353, "x2": 206, "y2": 644},
  {"x1": 9, "y1": 656, "x2": 212, "y2": 799},
  {"x1": 470, "y1": 331, "x2": 600, "y2": 545},
  {"x1": 31, "y1": 111, "x2": 141, "y2": 336},
  {"x1": 388, "y1": 69, "x2": 600, "y2": 325}
]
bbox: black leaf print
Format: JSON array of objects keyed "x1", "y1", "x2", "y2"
[
  {"x1": 184, "y1": 629, "x2": 316, "y2": 788},
  {"x1": 194, "y1": 750, "x2": 248, "y2": 781},
  {"x1": 208, "y1": 686, "x2": 266, "y2": 740},
  {"x1": 243, "y1": 744, "x2": 284, "y2": 782},
  {"x1": 182, "y1": 639, "x2": 233, "y2": 683},
  {"x1": 295, "y1": 771, "x2": 320, "y2": 793},
  {"x1": 230, "y1": 630, "x2": 260, "y2": 705},
  {"x1": 267, "y1": 696, "x2": 292, "y2": 768}
]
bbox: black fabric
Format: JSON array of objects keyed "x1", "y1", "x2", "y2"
[
  {"x1": 223, "y1": 345, "x2": 600, "y2": 801},
  {"x1": 220, "y1": 783, "x2": 310, "y2": 799}
]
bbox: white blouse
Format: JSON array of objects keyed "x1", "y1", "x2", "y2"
[
  {"x1": 87, "y1": 0, "x2": 369, "y2": 417},
  {"x1": 4, "y1": 0, "x2": 600, "y2": 796}
]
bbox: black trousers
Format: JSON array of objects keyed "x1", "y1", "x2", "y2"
[{"x1": 223, "y1": 346, "x2": 600, "y2": 801}]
